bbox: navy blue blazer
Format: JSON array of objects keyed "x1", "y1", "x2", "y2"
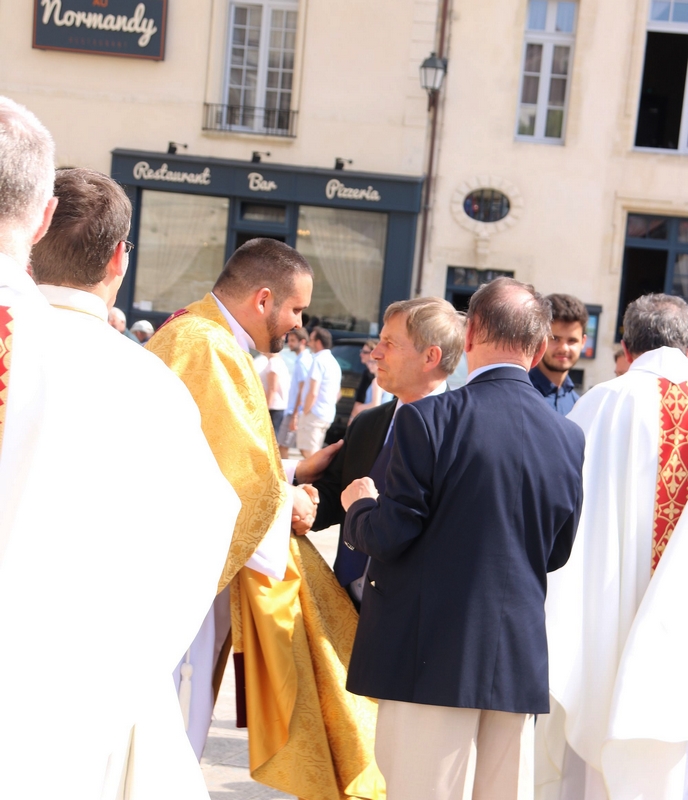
[{"x1": 343, "y1": 367, "x2": 585, "y2": 714}]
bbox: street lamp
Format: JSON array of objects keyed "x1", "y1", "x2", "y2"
[{"x1": 419, "y1": 52, "x2": 448, "y2": 100}]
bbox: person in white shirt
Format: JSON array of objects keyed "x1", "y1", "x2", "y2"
[
  {"x1": 1, "y1": 122, "x2": 238, "y2": 799},
  {"x1": 298, "y1": 326, "x2": 343, "y2": 457},
  {"x1": 277, "y1": 326, "x2": 312, "y2": 457},
  {"x1": 258, "y1": 351, "x2": 291, "y2": 434}
]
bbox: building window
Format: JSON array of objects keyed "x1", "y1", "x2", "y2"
[
  {"x1": 216, "y1": 1, "x2": 298, "y2": 135},
  {"x1": 617, "y1": 212, "x2": 688, "y2": 337},
  {"x1": 296, "y1": 206, "x2": 388, "y2": 334},
  {"x1": 445, "y1": 267, "x2": 515, "y2": 312},
  {"x1": 133, "y1": 191, "x2": 230, "y2": 314},
  {"x1": 464, "y1": 189, "x2": 511, "y2": 222},
  {"x1": 516, "y1": 0, "x2": 577, "y2": 143},
  {"x1": 635, "y1": 4, "x2": 688, "y2": 150}
]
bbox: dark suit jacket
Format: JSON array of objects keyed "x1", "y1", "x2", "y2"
[
  {"x1": 313, "y1": 399, "x2": 396, "y2": 532},
  {"x1": 343, "y1": 367, "x2": 585, "y2": 714}
]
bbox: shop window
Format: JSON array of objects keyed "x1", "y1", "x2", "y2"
[
  {"x1": 216, "y1": 1, "x2": 298, "y2": 136},
  {"x1": 296, "y1": 206, "x2": 388, "y2": 334},
  {"x1": 635, "y1": 3, "x2": 688, "y2": 150},
  {"x1": 616, "y1": 213, "x2": 688, "y2": 337},
  {"x1": 133, "y1": 191, "x2": 229, "y2": 314},
  {"x1": 516, "y1": 0, "x2": 577, "y2": 143}
]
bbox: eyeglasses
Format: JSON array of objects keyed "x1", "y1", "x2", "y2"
[{"x1": 122, "y1": 240, "x2": 135, "y2": 254}]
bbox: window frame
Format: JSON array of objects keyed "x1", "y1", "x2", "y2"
[
  {"x1": 616, "y1": 212, "x2": 688, "y2": 338},
  {"x1": 515, "y1": 0, "x2": 577, "y2": 145},
  {"x1": 222, "y1": 0, "x2": 298, "y2": 135},
  {"x1": 634, "y1": 7, "x2": 688, "y2": 153}
]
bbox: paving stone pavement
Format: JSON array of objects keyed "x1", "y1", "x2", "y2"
[{"x1": 200, "y1": 526, "x2": 339, "y2": 800}]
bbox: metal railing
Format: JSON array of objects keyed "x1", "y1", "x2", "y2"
[{"x1": 202, "y1": 104, "x2": 298, "y2": 137}]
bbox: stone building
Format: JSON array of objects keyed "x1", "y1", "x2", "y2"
[{"x1": 2, "y1": 1, "x2": 688, "y2": 386}]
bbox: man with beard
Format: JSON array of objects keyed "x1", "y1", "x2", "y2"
[
  {"x1": 146, "y1": 238, "x2": 384, "y2": 800},
  {"x1": 529, "y1": 293, "x2": 587, "y2": 414}
]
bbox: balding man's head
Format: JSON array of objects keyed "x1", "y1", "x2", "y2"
[
  {"x1": 467, "y1": 277, "x2": 551, "y2": 358},
  {"x1": 0, "y1": 97, "x2": 55, "y2": 250}
]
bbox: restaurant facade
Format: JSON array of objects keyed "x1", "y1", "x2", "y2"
[{"x1": 112, "y1": 150, "x2": 422, "y2": 332}]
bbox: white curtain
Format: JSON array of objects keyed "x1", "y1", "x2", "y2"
[
  {"x1": 297, "y1": 206, "x2": 387, "y2": 325},
  {"x1": 134, "y1": 191, "x2": 229, "y2": 311}
]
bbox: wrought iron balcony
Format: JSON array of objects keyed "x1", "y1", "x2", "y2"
[{"x1": 202, "y1": 104, "x2": 298, "y2": 137}]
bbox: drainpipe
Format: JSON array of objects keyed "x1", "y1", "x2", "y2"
[{"x1": 415, "y1": 0, "x2": 451, "y2": 296}]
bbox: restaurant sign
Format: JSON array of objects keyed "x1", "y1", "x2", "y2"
[{"x1": 33, "y1": 0, "x2": 167, "y2": 60}]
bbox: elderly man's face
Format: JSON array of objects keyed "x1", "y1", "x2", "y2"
[{"x1": 371, "y1": 313, "x2": 432, "y2": 402}]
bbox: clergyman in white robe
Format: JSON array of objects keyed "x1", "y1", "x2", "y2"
[
  {"x1": 0, "y1": 257, "x2": 241, "y2": 800},
  {"x1": 535, "y1": 346, "x2": 688, "y2": 800}
]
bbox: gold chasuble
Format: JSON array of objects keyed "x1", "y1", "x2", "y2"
[{"x1": 147, "y1": 294, "x2": 384, "y2": 800}]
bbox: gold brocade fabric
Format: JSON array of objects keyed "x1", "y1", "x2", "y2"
[
  {"x1": 147, "y1": 295, "x2": 384, "y2": 799},
  {"x1": 242, "y1": 535, "x2": 384, "y2": 800},
  {"x1": 145, "y1": 294, "x2": 287, "y2": 591}
]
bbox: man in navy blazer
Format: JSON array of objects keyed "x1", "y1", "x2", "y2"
[
  {"x1": 341, "y1": 278, "x2": 585, "y2": 800},
  {"x1": 310, "y1": 297, "x2": 465, "y2": 608}
]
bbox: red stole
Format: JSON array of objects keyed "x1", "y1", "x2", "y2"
[
  {"x1": 0, "y1": 306, "x2": 13, "y2": 452},
  {"x1": 653, "y1": 377, "x2": 688, "y2": 572}
]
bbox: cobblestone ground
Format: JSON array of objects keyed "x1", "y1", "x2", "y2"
[{"x1": 200, "y1": 527, "x2": 339, "y2": 800}]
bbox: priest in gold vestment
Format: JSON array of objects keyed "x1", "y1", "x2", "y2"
[{"x1": 147, "y1": 238, "x2": 384, "y2": 800}]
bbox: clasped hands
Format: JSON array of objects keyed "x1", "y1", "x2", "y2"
[
  {"x1": 290, "y1": 439, "x2": 345, "y2": 535},
  {"x1": 290, "y1": 483, "x2": 319, "y2": 535}
]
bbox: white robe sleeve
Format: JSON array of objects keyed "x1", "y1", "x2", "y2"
[{"x1": 244, "y1": 479, "x2": 293, "y2": 580}]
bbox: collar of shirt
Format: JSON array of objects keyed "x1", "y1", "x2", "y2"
[
  {"x1": 466, "y1": 363, "x2": 527, "y2": 384},
  {"x1": 0, "y1": 252, "x2": 43, "y2": 297},
  {"x1": 37, "y1": 284, "x2": 108, "y2": 322},
  {"x1": 528, "y1": 365, "x2": 575, "y2": 396},
  {"x1": 212, "y1": 292, "x2": 256, "y2": 353},
  {"x1": 386, "y1": 380, "x2": 448, "y2": 442}
]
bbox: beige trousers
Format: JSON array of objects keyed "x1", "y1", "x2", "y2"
[{"x1": 375, "y1": 699, "x2": 534, "y2": 800}]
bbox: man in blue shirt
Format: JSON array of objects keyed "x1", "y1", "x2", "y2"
[{"x1": 529, "y1": 293, "x2": 587, "y2": 415}]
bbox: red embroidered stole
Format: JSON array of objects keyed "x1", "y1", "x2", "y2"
[
  {"x1": 653, "y1": 377, "x2": 688, "y2": 572},
  {"x1": 0, "y1": 306, "x2": 13, "y2": 453}
]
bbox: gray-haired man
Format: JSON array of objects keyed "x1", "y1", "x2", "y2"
[
  {"x1": 539, "y1": 293, "x2": 688, "y2": 800},
  {"x1": 0, "y1": 109, "x2": 237, "y2": 800}
]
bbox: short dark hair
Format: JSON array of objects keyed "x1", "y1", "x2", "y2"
[
  {"x1": 547, "y1": 293, "x2": 589, "y2": 329},
  {"x1": 623, "y1": 293, "x2": 688, "y2": 355},
  {"x1": 287, "y1": 326, "x2": 309, "y2": 343},
  {"x1": 467, "y1": 277, "x2": 552, "y2": 357},
  {"x1": 310, "y1": 326, "x2": 332, "y2": 349},
  {"x1": 31, "y1": 168, "x2": 131, "y2": 287},
  {"x1": 214, "y1": 238, "x2": 313, "y2": 306}
]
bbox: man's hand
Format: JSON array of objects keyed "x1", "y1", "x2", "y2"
[
  {"x1": 288, "y1": 412, "x2": 299, "y2": 432},
  {"x1": 295, "y1": 439, "x2": 344, "y2": 484},
  {"x1": 341, "y1": 477, "x2": 378, "y2": 512},
  {"x1": 290, "y1": 483, "x2": 319, "y2": 535}
]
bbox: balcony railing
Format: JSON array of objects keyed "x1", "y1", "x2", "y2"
[{"x1": 202, "y1": 104, "x2": 298, "y2": 137}]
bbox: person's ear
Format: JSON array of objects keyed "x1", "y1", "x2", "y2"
[
  {"x1": 31, "y1": 197, "x2": 58, "y2": 245},
  {"x1": 425, "y1": 345, "x2": 442, "y2": 371},
  {"x1": 464, "y1": 319, "x2": 475, "y2": 353},
  {"x1": 621, "y1": 340, "x2": 635, "y2": 364},
  {"x1": 252, "y1": 287, "x2": 272, "y2": 316},
  {"x1": 529, "y1": 337, "x2": 548, "y2": 369}
]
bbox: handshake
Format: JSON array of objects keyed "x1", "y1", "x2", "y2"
[
  {"x1": 290, "y1": 483, "x2": 320, "y2": 535},
  {"x1": 288, "y1": 438, "x2": 344, "y2": 535}
]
